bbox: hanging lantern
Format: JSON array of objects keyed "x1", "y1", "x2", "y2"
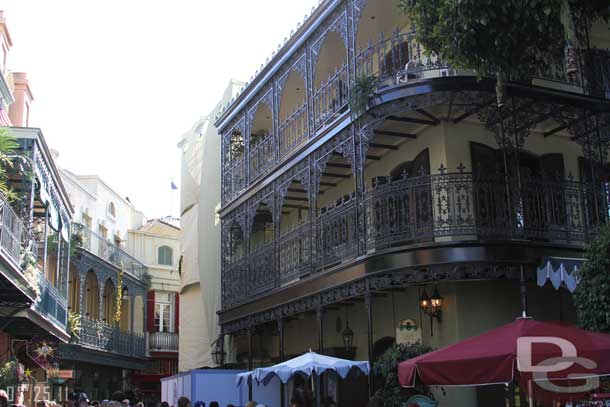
[
  {"x1": 211, "y1": 336, "x2": 226, "y2": 367},
  {"x1": 342, "y1": 322, "x2": 354, "y2": 352}
]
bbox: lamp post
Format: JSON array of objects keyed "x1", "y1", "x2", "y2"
[
  {"x1": 212, "y1": 334, "x2": 226, "y2": 367},
  {"x1": 420, "y1": 287, "x2": 443, "y2": 336}
]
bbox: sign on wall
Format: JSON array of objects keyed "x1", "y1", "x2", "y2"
[{"x1": 396, "y1": 319, "x2": 422, "y2": 345}]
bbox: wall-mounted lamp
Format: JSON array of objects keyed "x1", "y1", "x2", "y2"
[{"x1": 420, "y1": 287, "x2": 443, "y2": 335}]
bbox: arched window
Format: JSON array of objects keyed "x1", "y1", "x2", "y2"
[
  {"x1": 158, "y1": 246, "x2": 173, "y2": 266},
  {"x1": 108, "y1": 202, "x2": 116, "y2": 218}
]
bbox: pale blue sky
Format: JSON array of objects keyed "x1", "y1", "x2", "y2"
[{"x1": 0, "y1": 0, "x2": 318, "y2": 218}]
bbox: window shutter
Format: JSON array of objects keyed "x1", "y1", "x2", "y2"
[{"x1": 147, "y1": 291, "x2": 155, "y2": 332}]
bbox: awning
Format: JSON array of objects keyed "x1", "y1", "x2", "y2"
[
  {"x1": 236, "y1": 351, "x2": 369, "y2": 386},
  {"x1": 536, "y1": 256, "x2": 584, "y2": 293}
]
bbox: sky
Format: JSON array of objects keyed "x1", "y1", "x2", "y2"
[{"x1": 0, "y1": 0, "x2": 319, "y2": 219}]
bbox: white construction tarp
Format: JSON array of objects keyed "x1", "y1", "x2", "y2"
[{"x1": 178, "y1": 80, "x2": 244, "y2": 371}]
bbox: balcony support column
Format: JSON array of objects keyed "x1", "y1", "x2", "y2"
[
  {"x1": 248, "y1": 327, "x2": 253, "y2": 401},
  {"x1": 130, "y1": 294, "x2": 136, "y2": 355},
  {"x1": 365, "y1": 292, "x2": 374, "y2": 398},
  {"x1": 316, "y1": 306, "x2": 324, "y2": 354},
  {"x1": 278, "y1": 318, "x2": 286, "y2": 407},
  {"x1": 43, "y1": 205, "x2": 49, "y2": 276}
]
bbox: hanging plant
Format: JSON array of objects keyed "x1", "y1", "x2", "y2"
[
  {"x1": 349, "y1": 74, "x2": 379, "y2": 118},
  {"x1": 114, "y1": 270, "x2": 124, "y2": 325},
  {"x1": 70, "y1": 232, "x2": 84, "y2": 257},
  {"x1": 142, "y1": 272, "x2": 152, "y2": 291},
  {"x1": 67, "y1": 312, "x2": 82, "y2": 342},
  {"x1": 398, "y1": 0, "x2": 566, "y2": 106}
]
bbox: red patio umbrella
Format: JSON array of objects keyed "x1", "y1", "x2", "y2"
[{"x1": 398, "y1": 318, "x2": 610, "y2": 403}]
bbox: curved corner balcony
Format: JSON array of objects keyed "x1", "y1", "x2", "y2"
[
  {"x1": 74, "y1": 315, "x2": 146, "y2": 358},
  {"x1": 355, "y1": 30, "x2": 609, "y2": 98},
  {"x1": 222, "y1": 170, "x2": 608, "y2": 308},
  {"x1": 72, "y1": 223, "x2": 147, "y2": 280}
]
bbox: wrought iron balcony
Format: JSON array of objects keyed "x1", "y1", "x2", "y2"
[
  {"x1": 72, "y1": 223, "x2": 147, "y2": 279},
  {"x1": 148, "y1": 331, "x2": 178, "y2": 352},
  {"x1": 249, "y1": 132, "x2": 275, "y2": 182},
  {"x1": 34, "y1": 272, "x2": 68, "y2": 327},
  {"x1": 313, "y1": 64, "x2": 349, "y2": 129},
  {"x1": 222, "y1": 170, "x2": 608, "y2": 308},
  {"x1": 279, "y1": 102, "x2": 308, "y2": 158},
  {"x1": 75, "y1": 315, "x2": 146, "y2": 358},
  {"x1": 355, "y1": 29, "x2": 610, "y2": 98},
  {"x1": 0, "y1": 195, "x2": 24, "y2": 268}
]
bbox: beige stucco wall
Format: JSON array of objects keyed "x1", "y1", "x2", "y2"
[
  {"x1": 127, "y1": 221, "x2": 181, "y2": 293},
  {"x1": 178, "y1": 79, "x2": 244, "y2": 372},
  {"x1": 240, "y1": 279, "x2": 575, "y2": 406}
]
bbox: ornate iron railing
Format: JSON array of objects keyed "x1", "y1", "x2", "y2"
[
  {"x1": 148, "y1": 331, "x2": 178, "y2": 351},
  {"x1": 313, "y1": 64, "x2": 349, "y2": 129},
  {"x1": 222, "y1": 257, "x2": 246, "y2": 307},
  {"x1": 249, "y1": 132, "x2": 275, "y2": 182},
  {"x1": 355, "y1": 29, "x2": 610, "y2": 98},
  {"x1": 249, "y1": 241, "x2": 275, "y2": 296},
  {"x1": 34, "y1": 271, "x2": 68, "y2": 327},
  {"x1": 225, "y1": 157, "x2": 246, "y2": 202},
  {"x1": 363, "y1": 172, "x2": 605, "y2": 250},
  {"x1": 222, "y1": 171, "x2": 609, "y2": 307},
  {"x1": 316, "y1": 193, "x2": 358, "y2": 269},
  {"x1": 355, "y1": 30, "x2": 449, "y2": 85},
  {"x1": 72, "y1": 223, "x2": 147, "y2": 280},
  {"x1": 279, "y1": 103, "x2": 308, "y2": 158},
  {"x1": 0, "y1": 195, "x2": 24, "y2": 267},
  {"x1": 279, "y1": 221, "x2": 311, "y2": 283},
  {"x1": 76, "y1": 315, "x2": 146, "y2": 358}
]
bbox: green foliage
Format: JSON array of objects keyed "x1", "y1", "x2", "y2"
[
  {"x1": 372, "y1": 341, "x2": 434, "y2": 407},
  {"x1": 68, "y1": 311, "x2": 82, "y2": 341},
  {"x1": 70, "y1": 232, "x2": 83, "y2": 257},
  {"x1": 398, "y1": 0, "x2": 566, "y2": 104},
  {"x1": 349, "y1": 74, "x2": 378, "y2": 118},
  {"x1": 142, "y1": 272, "x2": 152, "y2": 290},
  {"x1": 0, "y1": 360, "x2": 23, "y2": 390},
  {"x1": 574, "y1": 224, "x2": 610, "y2": 332},
  {"x1": 0, "y1": 128, "x2": 19, "y2": 201}
]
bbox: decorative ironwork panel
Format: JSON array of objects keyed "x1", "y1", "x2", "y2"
[
  {"x1": 363, "y1": 174, "x2": 434, "y2": 250},
  {"x1": 315, "y1": 193, "x2": 358, "y2": 269},
  {"x1": 279, "y1": 221, "x2": 311, "y2": 282},
  {"x1": 222, "y1": 117, "x2": 247, "y2": 204},
  {"x1": 249, "y1": 241, "x2": 276, "y2": 296},
  {"x1": 279, "y1": 102, "x2": 308, "y2": 158},
  {"x1": 0, "y1": 196, "x2": 24, "y2": 267},
  {"x1": 313, "y1": 64, "x2": 349, "y2": 129},
  {"x1": 249, "y1": 132, "x2": 275, "y2": 181},
  {"x1": 310, "y1": 10, "x2": 348, "y2": 70}
]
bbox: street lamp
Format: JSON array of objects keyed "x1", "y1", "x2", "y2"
[
  {"x1": 212, "y1": 335, "x2": 226, "y2": 367},
  {"x1": 420, "y1": 287, "x2": 443, "y2": 336}
]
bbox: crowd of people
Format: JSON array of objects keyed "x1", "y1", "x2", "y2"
[
  {"x1": 0, "y1": 384, "x2": 336, "y2": 407},
  {"x1": 159, "y1": 385, "x2": 335, "y2": 407}
]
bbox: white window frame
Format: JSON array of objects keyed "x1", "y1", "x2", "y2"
[{"x1": 154, "y1": 292, "x2": 174, "y2": 333}]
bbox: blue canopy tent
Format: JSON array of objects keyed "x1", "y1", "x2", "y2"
[{"x1": 236, "y1": 351, "x2": 370, "y2": 407}]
